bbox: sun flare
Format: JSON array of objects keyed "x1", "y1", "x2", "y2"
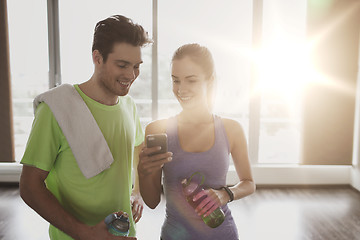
[{"x1": 253, "y1": 40, "x2": 313, "y2": 104}]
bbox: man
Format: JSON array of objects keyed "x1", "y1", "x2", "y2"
[{"x1": 19, "y1": 15, "x2": 152, "y2": 240}]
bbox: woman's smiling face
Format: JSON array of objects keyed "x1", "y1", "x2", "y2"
[{"x1": 171, "y1": 56, "x2": 209, "y2": 110}]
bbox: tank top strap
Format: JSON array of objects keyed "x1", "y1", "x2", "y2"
[
  {"x1": 166, "y1": 116, "x2": 179, "y2": 150},
  {"x1": 166, "y1": 116, "x2": 177, "y2": 134},
  {"x1": 213, "y1": 114, "x2": 230, "y2": 154}
]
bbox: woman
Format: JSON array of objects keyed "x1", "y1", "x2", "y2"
[{"x1": 138, "y1": 43, "x2": 255, "y2": 240}]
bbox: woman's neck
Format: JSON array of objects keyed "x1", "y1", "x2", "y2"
[{"x1": 178, "y1": 109, "x2": 213, "y2": 124}]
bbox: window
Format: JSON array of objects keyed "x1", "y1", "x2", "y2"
[
  {"x1": 258, "y1": 0, "x2": 307, "y2": 163},
  {"x1": 9, "y1": 0, "x2": 307, "y2": 164},
  {"x1": 8, "y1": 0, "x2": 49, "y2": 161}
]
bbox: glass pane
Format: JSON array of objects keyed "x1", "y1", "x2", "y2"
[
  {"x1": 59, "y1": 0, "x2": 152, "y2": 126},
  {"x1": 158, "y1": 0, "x2": 252, "y2": 135},
  {"x1": 258, "y1": 0, "x2": 307, "y2": 163},
  {"x1": 8, "y1": 0, "x2": 49, "y2": 161}
]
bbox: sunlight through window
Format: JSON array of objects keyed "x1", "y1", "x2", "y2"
[{"x1": 257, "y1": 0, "x2": 307, "y2": 164}]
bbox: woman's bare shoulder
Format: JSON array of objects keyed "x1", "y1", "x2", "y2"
[
  {"x1": 220, "y1": 117, "x2": 246, "y2": 143},
  {"x1": 220, "y1": 117, "x2": 244, "y2": 132},
  {"x1": 146, "y1": 119, "x2": 168, "y2": 135}
]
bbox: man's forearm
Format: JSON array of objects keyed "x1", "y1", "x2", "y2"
[
  {"x1": 20, "y1": 167, "x2": 86, "y2": 239},
  {"x1": 22, "y1": 184, "x2": 85, "y2": 238}
]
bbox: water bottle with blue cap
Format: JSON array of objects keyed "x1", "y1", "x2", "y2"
[{"x1": 104, "y1": 211, "x2": 130, "y2": 236}]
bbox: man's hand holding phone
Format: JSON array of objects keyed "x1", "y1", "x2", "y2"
[{"x1": 138, "y1": 133, "x2": 172, "y2": 176}]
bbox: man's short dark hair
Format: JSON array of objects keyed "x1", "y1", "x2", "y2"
[{"x1": 92, "y1": 15, "x2": 152, "y2": 62}]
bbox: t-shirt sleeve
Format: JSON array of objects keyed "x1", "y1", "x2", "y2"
[
  {"x1": 21, "y1": 102, "x2": 63, "y2": 172},
  {"x1": 132, "y1": 100, "x2": 144, "y2": 147},
  {"x1": 134, "y1": 116, "x2": 144, "y2": 147}
]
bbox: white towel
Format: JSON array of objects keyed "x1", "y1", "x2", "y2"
[{"x1": 33, "y1": 84, "x2": 114, "y2": 179}]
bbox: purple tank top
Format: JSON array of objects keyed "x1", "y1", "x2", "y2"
[{"x1": 161, "y1": 115, "x2": 239, "y2": 240}]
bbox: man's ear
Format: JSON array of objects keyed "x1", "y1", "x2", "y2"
[{"x1": 92, "y1": 50, "x2": 103, "y2": 65}]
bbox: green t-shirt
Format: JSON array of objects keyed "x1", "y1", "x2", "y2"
[{"x1": 21, "y1": 84, "x2": 144, "y2": 239}]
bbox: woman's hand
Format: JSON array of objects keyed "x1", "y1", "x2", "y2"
[
  {"x1": 192, "y1": 188, "x2": 229, "y2": 217},
  {"x1": 137, "y1": 146, "x2": 172, "y2": 177},
  {"x1": 130, "y1": 191, "x2": 144, "y2": 223}
]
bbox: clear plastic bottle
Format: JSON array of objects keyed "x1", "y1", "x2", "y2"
[{"x1": 181, "y1": 172, "x2": 225, "y2": 228}]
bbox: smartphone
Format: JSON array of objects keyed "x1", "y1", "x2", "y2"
[{"x1": 146, "y1": 133, "x2": 168, "y2": 156}]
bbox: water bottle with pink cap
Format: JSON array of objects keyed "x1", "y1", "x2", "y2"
[{"x1": 181, "y1": 172, "x2": 225, "y2": 228}]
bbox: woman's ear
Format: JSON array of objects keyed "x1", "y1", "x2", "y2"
[{"x1": 207, "y1": 75, "x2": 215, "y2": 89}]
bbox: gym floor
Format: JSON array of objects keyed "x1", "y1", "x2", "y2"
[{"x1": 1, "y1": 184, "x2": 360, "y2": 240}]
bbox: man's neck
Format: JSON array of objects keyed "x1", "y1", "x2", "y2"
[{"x1": 78, "y1": 77, "x2": 119, "y2": 106}]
